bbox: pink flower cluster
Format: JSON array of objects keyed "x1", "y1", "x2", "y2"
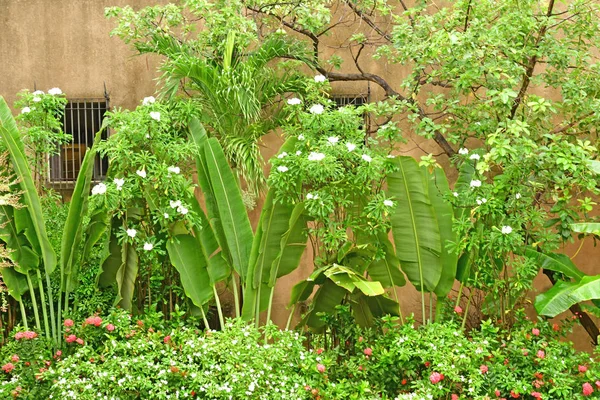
[
  {"x1": 65, "y1": 334, "x2": 84, "y2": 345},
  {"x1": 2, "y1": 363, "x2": 14, "y2": 373},
  {"x1": 85, "y1": 316, "x2": 103, "y2": 327},
  {"x1": 14, "y1": 331, "x2": 37, "y2": 340}
]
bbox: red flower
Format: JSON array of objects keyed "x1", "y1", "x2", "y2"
[
  {"x1": 454, "y1": 306, "x2": 463, "y2": 314},
  {"x1": 534, "y1": 372, "x2": 543, "y2": 380},
  {"x1": 65, "y1": 334, "x2": 77, "y2": 343},
  {"x1": 106, "y1": 324, "x2": 115, "y2": 332},
  {"x1": 595, "y1": 381, "x2": 600, "y2": 389},
  {"x1": 429, "y1": 372, "x2": 443, "y2": 384},
  {"x1": 76, "y1": 338, "x2": 84, "y2": 345},
  {"x1": 2, "y1": 363, "x2": 15, "y2": 373},
  {"x1": 64, "y1": 319, "x2": 74, "y2": 327},
  {"x1": 11, "y1": 355, "x2": 19, "y2": 363},
  {"x1": 55, "y1": 350, "x2": 62, "y2": 358},
  {"x1": 163, "y1": 335, "x2": 171, "y2": 343},
  {"x1": 579, "y1": 365, "x2": 588, "y2": 373},
  {"x1": 424, "y1": 361, "x2": 431, "y2": 368},
  {"x1": 510, "y1": 390, "x2": 520, "y2": 398},
  {"x1": 583, "y1": 382, "x2": 594, "y2": 396},
  {"x1": 531, "y1": 391, "x2": 541, "y2": 399},
  {"x1": 317, "y1": 363, "x2": 326, "y2": 373},
  {"x1": 480, "y1": 364, "x2": 488, "y2": 374},
  {"x1": 495, "y1": 389, "x2": 501, "y2": 397},
  {"x1": 316, "y1": 348, "x2": 323, "y2": 355},
  {"x1": 552, "y1": 323, "x2": 559, "y2": 331},
  {"x1": 364, "y1": 348, "x2": 373, "y2": 357},
  {"x1": 531, "y1": 328, "x2": 540, "y2": 336},
  {"x1": 401, "y1": 379, "x2": 407, "y2": 385},
  {"x1": 452, "y1": 395, "x2": 459, "y2": 400}
]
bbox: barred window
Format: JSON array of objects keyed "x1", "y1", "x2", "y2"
[
  {"x1": 331, "y1": 95, "x2": 368, "y2": 108},
  {"x1": 49, "y1": 99, "x2": 109, "y2": 185}
]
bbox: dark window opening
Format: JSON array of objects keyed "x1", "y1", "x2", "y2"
[{"x1": 49, "y1": 99, "x2": 109, "y2": 184}]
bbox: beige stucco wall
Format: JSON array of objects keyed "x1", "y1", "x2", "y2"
[{"x1": 1, "y1": 0, "x2": 598, "y2": 351}]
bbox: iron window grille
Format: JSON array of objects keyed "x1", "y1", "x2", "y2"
[
  {"x1": 331, "y1": 94, "x2": 369, "y2": 131},
  {"x1": 48, "y1": 98, "x2": 109, "y2": 186}
]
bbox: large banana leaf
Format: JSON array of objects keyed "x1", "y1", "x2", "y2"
[
  {"x1": 570, "y1": 223, "x2": 600, "y2": 236},
  {"x1": 167, "y1": 234, "x2": 213, "y2": 306},
  {"x1": 303, "y1": 280, "x2": 347, "y2": 331},
  {"x1": 425, "y1": 167, "x2": 458, "y2": 297},
  {"x1": 535, "y1": 275, "x2": 600, "y2": 317},
  {"x1": 0, "y1": 97, "x2": 56, "y2": 275},
  {"x1": 368, "y1": 234, "x2": 405, "y2": 289},
  {"x1": 1, "y1": 268, "x2": 28, "y2": 301},
  {"x1": 203, "y1": 138, "x2": 253, "y2": 281},
  {"x1": 0, "y1": 206, "x2": 39, "y2": 275},
  {"x1": 60, "y1": 131, "x2": 101, "y2": 291},
  {"x1": 387, "y1": 156, "x2": 442, "y2": 292},
  {"x1": 522, "y1": 248, "x2": 584, "y2": 280},
  {"x1": 115, "y1": 241, "x2": 138, "y2": 311}
]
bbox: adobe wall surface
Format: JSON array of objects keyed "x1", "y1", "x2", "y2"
[{"x1": 1, "y1": 0, "x2": 597, "y2": 351}]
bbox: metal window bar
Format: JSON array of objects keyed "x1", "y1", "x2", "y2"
[{"x1": 48, "y1": 99, "x2": 109, "y2": 189}]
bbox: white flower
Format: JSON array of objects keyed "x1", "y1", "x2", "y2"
[
  {"x1": 295, "y1": 151, "x2": 302, "y2": 156},
  {"x1": 476, "y1": 198, "x2": 487, "y2": 205},
  {"x1": 287, "y1": 97, "x2": 301, "y2": 105},
  {"x1": 383, "y1": 199, "x2": 394, "y2": 207},
  {"x1": 126, "y1": 229, "x2": 137, "y2": 238},
  {"x1": 361, "y1": 154, "x2": 372, "y2": 163},
  {"x1": 167, "y1": 166, "x2": 180, "y2": 174},
  {"x1": 469, "y1": 179, "x2": 482, "y2": 188},
  {"x1": 314, "y1": 74, "x2": 326, "y2": 83},
  {"x1": 308, "y1": 152, "x2": 326, "y2": 161},
  {"x1": 298, "y1": 134, "x2": 305, "y2": 140},
  {"x1": 136, "y1": 170, "x2": 147, "y2": 178},
  {"x1": 469, "y1": 154, "x2": 480, "y2": 161},
  {"x1": 142, "y1": 96, "x2": 156, "y2": 106},
  {"x1": 501, "y1": 225, "x2": 513, "y2": 234},
  {"x1": 476, "y1": 198, "x2": 482, "y2": 205},
  {"x1": 453, "y1": 192, "x2": 459, "y2": 197},
  {"x1": 170, "y1": 200, "x2": 182, "y2": 209},
  {"x1": 145, "y1": 134, "x2": 151, "y2": 139},
  {"x1": 91, "y1": 183, "x2": 107, "y2": 195},
  {"x1": 21, "y1": 107, "x2": 31, "y2": 114},
  {"x1": 48, "y1": 87, "x2": 62, "y2": 95},
  {"x1": 32, "y1": 90, "x2": 44, "y2": 95},
  {"x1": 309, "y1": 104, "x2": 324, "y2": 114},
  {"x1": 177, "y1": 205, "x2": 188, "y2": 215},
  {"x1": 277, "y1": 166, "x2": 289, "y2": 173},
  {"x1": 150, "y1": 111, "x2": 161, "y2": 121},
  {"x1": 458, "y1": 148, "x2": 469, "y2": 155},
  {"x1": 143, "y1": 243, "x2": 154, "y2": 251},
  {"x1": 33, "y1": 97, "x2": 41, "y2": 103},
  {"x1": 114, "y1": 178, "x2": 125, "y2": 190},
  {"x1": 346, "y1": 143, "x2": 356, "y2": 152},
  {"x1": 515, "y1": 193, "x2": 521, "y2": 199},
  {"x1": 306, "y1": 193, "x2": 319, "y2": 200},
  {"x1": 277, "y1": 152, "x2": 288, "y2": 159},
  {"x1": 164, "y1": 213, "x2": 170, "y2": 219},
  {"x1": 327, "y1": 136, "x2": 339, "y2": 145},
  {"x1": 387, "y1": 154, "x2": 396, "y2": 159}
]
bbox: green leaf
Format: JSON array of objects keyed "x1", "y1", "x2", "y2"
[
  {"x1": 387, "y1": 156, "x2": 442, "y2": 292},
  {"x1": 425, "y1": 167, "x2": 458, "y2": 297},
  {"x1": 97, "y1": 230, "x2": 121, "y2": 288},
  {"x1": 303, "y1": 280, "x2": 347, "y2": 331},
  {"x1": 0, "y1": 97, "x2": 56, "y2": 275},
  {"x1": 1, "y1": 268, "x2": 28, "y2": 301},
  {"x1": 522, "y1": 248, "x2": 584, "y2": 280},
  {"x1": 570, "y1": 223, "x2": 600, "y2": 236},
  {"x1": 367, "y1": 234, "x2": 405, "y2": 289},
  {"x1": 167, "y1": 235, "x2": 213, "y2": 307},
  {"x1": 350, "y1": 295, "x2": 375, "y2": 328},
  {"x1": 288, "y1": 266, "x2": 328, "y2": 307},
  {"x1": 60, "y1": 131, "x2": 101, "y2": 291},
  {"x1": 115, "y1": 241, "x2": 138, "y2": 311},
  {"x1": 203, "y1": 137, "x2": 253, "y2": 281},
  {"x1": 0, "y1": 206, "x2": 39, "y2": 274},
  {"x1": 535, "y1": 275, "x2": 600, "y2": 317}
]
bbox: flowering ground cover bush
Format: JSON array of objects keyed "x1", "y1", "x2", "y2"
[{"x1": 0, "y1": 310, "x2": 597, "y2": 399}]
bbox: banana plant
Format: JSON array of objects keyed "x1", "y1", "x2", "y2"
[
  {"x1": 158, "y1": 119, "x2": 309, "y2": 327},
  {"x1": 387, "y1": 156, "x2": 457, "y2": 324},
  {"x1": 0, "y1": 96, "x2": 101, "y2": 345}
]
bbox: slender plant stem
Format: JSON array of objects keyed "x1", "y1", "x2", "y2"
[
  {"x1": 26, "y1": 274, "x2": 41, "y2": 332},
  {"x1": 429, "y1": 293, "x2": 433, "y2": 324},
  {"x1": 391, "y1": 286, "x2": 404, "y2": 325},
  {"x1": 435, "y1": 296, "x2": 443, "y2": 322},
  {"x1": 255, "y1": 283, "x2": 263, "y2": 328},
  {"x1": 285, "y1": 304, "x2": 296, "y2": 331},
  {"x1": 35, "y1": 270, "x2": 51, "y2": 342},
  {"x1": 199, "y1": 306, "x2": 210, "y2": 330},
  {"x1": 265, "y1": 288, "x2": 276, "y2": 327},
  {"x1": 231, "y1": 275, "x2": 240, "y2": 318},
  {"x1": 455, "y1": 281, "x2": 464, "y2": 308},
  {"x1": 45, "y1": 268, "x2": 57, "y2": 344},
  {"x1": 212, "y1": 286, "x2": 225, "y2": 329},
  {"x1": 19, "y1": 301, "x2": 28, "y2": 330}
]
